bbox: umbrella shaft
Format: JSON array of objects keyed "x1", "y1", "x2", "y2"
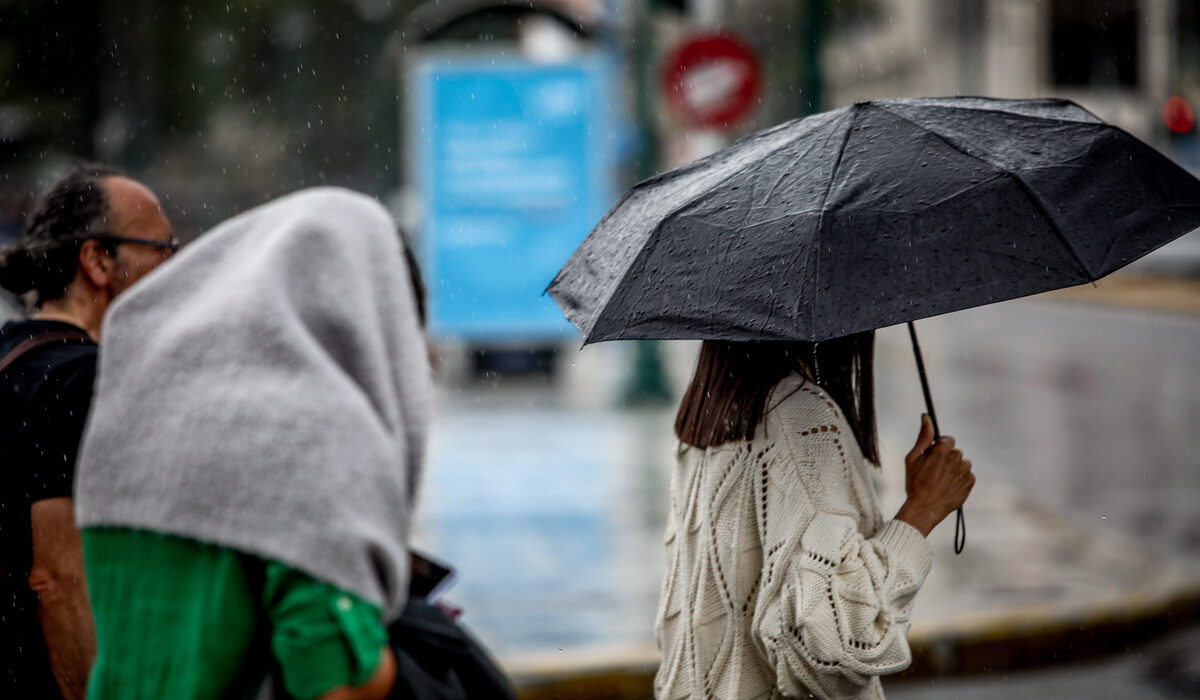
[
  {"x1": 907, "y1": 322, "x2": 965, "y2": 554},
  {"x1": 907, "y1": 322, "x2": 940, "y2": 438}
]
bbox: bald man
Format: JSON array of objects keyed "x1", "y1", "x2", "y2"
[{"x1": 0, "y1": 163, "x2": 175, "y2": 699}]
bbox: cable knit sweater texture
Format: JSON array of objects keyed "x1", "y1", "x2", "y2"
[{"x1": 655, "y1": 374, "x2": 933, "y2": 700}]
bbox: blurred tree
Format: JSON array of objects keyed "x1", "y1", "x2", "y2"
[
  {"x1": 2, "y1": 0, "x2": 424, "y2": 232},
  {"x1": 0, "y1": 0, "x2": 104, "y2": 172}
]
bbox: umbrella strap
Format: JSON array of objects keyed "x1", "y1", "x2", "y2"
[
  {"x1": 907, "y1": 322, "x2": 966, "y2": 555},
  {"x1": 955, "y1": 508, "x2": 966, "y2": 554}
]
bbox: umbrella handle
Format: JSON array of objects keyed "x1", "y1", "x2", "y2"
[{"x1": 907, "y1": 322, "x2": 966, "y2": 555}]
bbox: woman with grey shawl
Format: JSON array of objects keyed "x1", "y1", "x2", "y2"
[{"x1": 75, "y1": 188, "x2": 432, "y2": 700}]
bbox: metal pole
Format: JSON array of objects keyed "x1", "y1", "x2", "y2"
[
  {"x1": 907, "y1": 321, "x2": 966, "y2": 554},
  {"x1": 800, "y1": 0, "x2": 826, "y2": 116}
]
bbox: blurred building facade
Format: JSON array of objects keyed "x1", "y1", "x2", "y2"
[{"x1": 823, "y1": 0, "x2": 1194, "y2": 148}]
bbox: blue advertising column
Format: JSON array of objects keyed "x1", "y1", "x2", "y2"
[{"x1": 412, "y1": 52, "x2": 616, "y2": 342}]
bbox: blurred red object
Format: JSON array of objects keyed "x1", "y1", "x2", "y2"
[{"x1": 1163, "y1": 94, "x2": 1195, "y2": 134}]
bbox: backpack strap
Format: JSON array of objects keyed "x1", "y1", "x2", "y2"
[
  {"x1": 0, "y1": 328, "x2": 94, "y2": 377},
  {"x1": 0, "y1": 327, "x2": 93, "y2": 592}
]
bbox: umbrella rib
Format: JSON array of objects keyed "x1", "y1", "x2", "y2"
[
  {"x1": 1098, "y1": 202, "x2": 1200, "y2": 274},
  {"x1": 587, "y1": 119, "x2": 851, "y2": 341},
  {"x1": 811, "y1": 106, "x2": 861, "y2": 338},
  {"x1": 1001, "y1": 174, "x2": 1096, "y2": 279},
  {"x1": 556, "y1": 119, "x2": 816, "y2": 341},
  {"x1": 877, "y1": 107, "x2": 1098, "y2": 280},
  {"x1": 628, "y1": 118, "x2": 805, "y2": 193},
  {"x1": 880, "y1": 99, "x2": 1103, "y2": 128},
  {"x1": 760, "y1": 134, "x2": 829, "y2": 203},
  {"x1": 668, "y1": 120, "x2": 840, "y2": 222}
]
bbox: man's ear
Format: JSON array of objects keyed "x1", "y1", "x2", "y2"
[{"x1": 78, "y1": 239, "x2": 114, "y2": 288}]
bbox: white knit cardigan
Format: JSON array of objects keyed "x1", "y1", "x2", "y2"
[{"x1": 655, "y1": 374, "x2": 933, "y2": 700}]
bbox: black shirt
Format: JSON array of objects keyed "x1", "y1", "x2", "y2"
[{"x1": 0, "y1": 319, "x2": 98, "y2": 698}]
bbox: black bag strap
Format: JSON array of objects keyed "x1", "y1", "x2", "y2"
[
  {"x1": 0, "y1": 327, "x2": 92, "y2": 593},
  {"x1": 0, "y1": 328, "x2": 93, "y2": 378}
]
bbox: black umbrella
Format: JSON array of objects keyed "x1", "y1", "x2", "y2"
[{"x1": 548, "y1": 97, "x2": 1200, "y2": 551}]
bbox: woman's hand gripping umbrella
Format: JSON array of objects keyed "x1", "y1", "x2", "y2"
[{"x1": 897, "y1": 414, "x2": 976, "y2": 538}]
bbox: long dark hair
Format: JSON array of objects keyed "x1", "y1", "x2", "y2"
[
  {"x1": 674, "y1": 333, "x2": 879, "y2": 464},
  {"x1": 0, "y1": 162, "x2": 121, "y2": 304}
]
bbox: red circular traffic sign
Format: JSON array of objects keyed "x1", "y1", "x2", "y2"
[{"x1": 662, "y1": 33, "x2": 762, "y2": 129}]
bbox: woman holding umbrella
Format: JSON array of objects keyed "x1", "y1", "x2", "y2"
[
  {"x1": 547, "y1": 95, "x2": 1200, "y2": 700},
  {"x1": 655, "y1": 334, "x2": 973, "y2": 700}
]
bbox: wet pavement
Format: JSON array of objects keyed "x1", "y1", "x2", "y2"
[
  {"x1": 410, "y1": 291, "x2": 1200, "y2": 682},
  {"x1": 413, "y1": 390, "x2": 673, "y2": 655}
]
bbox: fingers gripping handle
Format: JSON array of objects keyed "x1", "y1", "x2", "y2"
[{"x1": 907, "y1": 322, "x2": 966, "y2": 554}]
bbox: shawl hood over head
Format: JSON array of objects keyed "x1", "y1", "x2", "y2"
[{"x1": 76, "y1": 187, "x2": 431, "y2": 617}]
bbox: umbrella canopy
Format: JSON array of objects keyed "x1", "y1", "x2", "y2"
[{"x1": 548, "y1": 97, "x2": 1200, "y2": 343}]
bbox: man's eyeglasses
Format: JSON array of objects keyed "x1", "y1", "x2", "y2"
[{"x1": 95, "y1": 236, "x2": 180, "y2": 255}]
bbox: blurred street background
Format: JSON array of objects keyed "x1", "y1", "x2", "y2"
[{"x1": 3, "y1": 1, "x2": 1199, "y2": 697}]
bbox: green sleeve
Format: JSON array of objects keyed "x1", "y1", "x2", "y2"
[
  {"x1": 83, "y1": 527, "x2": 267, "y2": 700},
  {"x1": 262, "y1": 562, "x2": 389, "y2": 700}
]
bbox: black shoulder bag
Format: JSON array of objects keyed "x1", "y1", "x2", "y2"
[{"x1": 386, "y1": 551, "x2": 517, "y2": 700}]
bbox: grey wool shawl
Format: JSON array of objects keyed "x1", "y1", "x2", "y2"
[{"x1": 76, "y1": 187, "x2": 431, "y2": 618}]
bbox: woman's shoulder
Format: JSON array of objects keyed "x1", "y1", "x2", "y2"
[
  {"x1": 759, "y1": 375, "x2": 857, "y2": 461},
  {"x1": 765, "y1": 373, "x2": 846, "y2": 428}
]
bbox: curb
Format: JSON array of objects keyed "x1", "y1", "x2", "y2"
[
  {"x1": 508, "y1": 647, "x2": 657, "y2": 700},
  {"x1": 900, "y1": 574, "x2": 1200, "y2": 678},
  {"x1": 506, "y1": 576, "x2": 1200, "y2": 699}
]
